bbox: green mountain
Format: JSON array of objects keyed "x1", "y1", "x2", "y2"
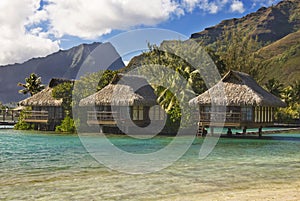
[
  {"x1": 0, "y1": 43, "x2": 125, "y2": 103},
  {"x1": 191, "y1": 0, "x2": 300, "y2": 45},
  {"x1": 190, "y1": 0, "x2": 300, "y2": 85},
  {"x1": 257, "y1": 30, "x2": 300, "y2": 85}
]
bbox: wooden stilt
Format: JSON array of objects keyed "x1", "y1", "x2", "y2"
[
  {"x1": 258, "y1": 126, "x2": 262, "y2": 138},
  {"x1": 227, "y1": 128, "x2": 232, "y2": 136},
  {"x1": 242, "y1": 126, "x2": 247, "y2": 135},
  {"x1": 99, "y1": 125, "x2": 103, "y2": 133},
  {"x1": 210, "y1": 127, "x2": 214, "y2": 136}
]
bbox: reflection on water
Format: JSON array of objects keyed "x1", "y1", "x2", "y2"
[{"x1": 1, "y1": 129, "x2": 300, "y2": 200}]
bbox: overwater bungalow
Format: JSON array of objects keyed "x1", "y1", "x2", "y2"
[
  {"x1": 79, "y1": 74, "x2": 166, "y2": 133},
  {"x1": 189, "y1": 71, "x2": 286, "y2": 135},
  {"x1": 19, "y1": 78, "x2": 73, "y2": 130}
]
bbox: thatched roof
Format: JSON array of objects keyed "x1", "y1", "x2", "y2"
[
  {"x1": 189, "y1": 71, "x2": 286, "y2": 107},
  {"x1": 19, "y1": 78, "x2": 72, "y2": 107},
  {"x1": 79, "y1": 75, "x2": 157, "y2": 106}
]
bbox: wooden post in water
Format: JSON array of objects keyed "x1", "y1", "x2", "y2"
[
  {"x1": 99, "y1": 125, "x2": 103, "y2": 133},
  {"x1": 258, "y1": 126, "x2": 262, "y2": 138},
  {"x1": 242, "y1": 126, "x2": 247, "y2": 135},
  {"x1": 227, "y1": 128, "x2": 232, "y2": 136},
  {"x1": 210, "y1": 127, "x2": 214, "y2": 136}
]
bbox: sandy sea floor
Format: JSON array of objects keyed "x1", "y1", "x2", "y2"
[{"x1": 169, "y1": 181, "x2": 300, "y2": 201}]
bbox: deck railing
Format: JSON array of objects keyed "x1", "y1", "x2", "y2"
[
  {"x1": 200, "y1": 112, "x2": 242, "y2": 123},
  {"x1": 23, "y1": 111, "x2": 49, "y2": 122},
  {"x1": 87, "y1": 111, "x2": 120, "y2": 122},
  {"x1": 0, "y1": 109, "x2": 18, "y2": 123}
]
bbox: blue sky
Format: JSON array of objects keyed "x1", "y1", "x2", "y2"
[{"x1": 0, "y1": 0, "x2": 280, "y2": 65}]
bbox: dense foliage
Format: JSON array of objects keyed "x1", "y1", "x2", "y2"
[
  {"x1": 192, "y1": 0, "x2": 300, "y2": 85},
  {"x1": 265, "y1": 79, "x2": 300, "y2": 123},
  {"x1": 211, "y1": 28, "x2": 263, "y2": 81},
  {"x1": 125, "y1": 42, "x2": 216, "y2": 129},
  {"x1": 55, "y1": 115, "x2": 76, "y2": 133},
  {"x1": 52, "y1": 82, "x2": 74, "y2": 116},
  {"x1": 14, "y1": 109, "x2": 34, "y2": 130},
  {"x1": 73, "y1": 70, "x2": 118, "y2": 104},
  {"x1": 52, "y1": 70, "x2": 117, "y2": 133},
  {"x1": 18, "y1": 73, "x2": 45, "y2": 96}
]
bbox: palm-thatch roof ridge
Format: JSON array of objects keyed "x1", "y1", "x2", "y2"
[
  {"x1": 19, "y1": 78, "x2": 73, "y2": 107},
  {"x1": 79, "y1": 74, "x2": 158, "y2": 106},
  {"x1": 189, "y1": 71, "x2": 286, "y2": 107}
]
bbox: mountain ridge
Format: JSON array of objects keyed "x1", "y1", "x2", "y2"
[
  {"x1": 190, "y1": 0, "x2": 300, "y2": 85},
  {"x1": 0, "y1": 42, "x2": 124, "y2": 103},
  {"x1": 191, "y1": 0, "x2": 300, "y2": 45}
]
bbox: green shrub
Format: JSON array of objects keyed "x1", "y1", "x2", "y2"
[
  {"x1": 275, "y1": 103, "x2": 300, "y2": 123},
  {"x1": 14, "y1": 121, "x2": 34, "y2": 130},
  {"x1": 14, "y1": 110, "x2": 34, "y2": 130},
  {"x1": 55, "y1": 115, "x2": 76, "y2": 133}
]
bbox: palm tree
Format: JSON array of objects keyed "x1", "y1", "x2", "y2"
[
  {"x1": 18, "y1": 73, "x2": 45, "y2": 96},
  {"x1": 264, "y1": 78, "x2": 284, "y2": 97}
]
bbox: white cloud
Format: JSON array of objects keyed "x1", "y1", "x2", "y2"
[
  {"x1": 0, "y1": 0, "x2": 279, "y2": 65},
  {"x1": 44, "y1": 0, "x2": 182, "y2": 39},
  {"x1": 182, "y1": 0, "x2": 200, "y2": 12},
  {"x1": 251, "y1": 0, "x2": 278, "y2": 8},
  {"x1": 182, "y1": 0, "x2": 233, "y2": 14},
  {"x1": 0, "y1": 0, "x2": 59, "y2": 65},
  {"x1": 199, "y1": 1, "x2": 220, "y2": 14},
  {"x1": 230, "y1": 0, "x2": 245, "y2": 13}
]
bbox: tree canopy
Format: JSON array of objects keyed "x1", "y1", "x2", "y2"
[
  {"x1": 52, "y1": 81, "x2": 74, "y2": 116},
  {"x1": 72, "y1": 70, "x2": 118, "y2": 105},
  {"x1": 18, "y1": 73, "x2": 45, "y2": 96},
  {"x1": 213, "y1": 27, "x2": 263, "y2": 80}
]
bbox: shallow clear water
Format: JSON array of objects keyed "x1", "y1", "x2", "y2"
[{"x1": 1, "y1": 129, "x2": 300, "y2": 200}]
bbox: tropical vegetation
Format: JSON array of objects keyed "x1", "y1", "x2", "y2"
[
  {"x1": 52, "y1": 70, "x2": 117, "y2": 133},
  {"x1": 18, "y1": 73, "x2": 45, "y2": 96},
  {"x1": 55, "y1": 115, "x2": 76, "y2": 133},
  {"x1": 270, "y1": 80, "x2": 300, "y2": 123},
  {"x1": 14, "y1": 109, "x2": 34, "y2": 130}
]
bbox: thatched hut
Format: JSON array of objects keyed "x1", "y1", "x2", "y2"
[
  {"x1": 189, "y1": 71, "x2": 286, "y2": 133},
  {"x1": 79, "y1": 74, "x2": 166, "y2": 133},
  {"x1": 19, "y1": 78, "x2": 73, "y2": 130}
]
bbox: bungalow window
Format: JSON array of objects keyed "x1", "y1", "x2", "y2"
[
  {"x1": 133, "y1": 106, "x2": 143, "y2": 120},
  {"x1": 104, "y1": 106, "x2": 111, "y2": 111},
  {"x1": 149, "y1": 105, "x2": 166, "y2": 120},
  {"x1": 97, "y1": 106, "x2": 104, "y2": 111},
  {"x1": 241, "y1": 107, "x2": 252, "y2": 122},
  {"x1": 48, "y1": 107, "x2": 54, "y2": 119},
  {"x1": 57, "y1": 107, "x2": 63, "y2": 119}
]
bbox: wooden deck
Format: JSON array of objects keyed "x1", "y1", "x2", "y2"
[
  {"x1": 23, "y1": 111, "x2": 48, "y2": 123},
  {"x1": 0, "y1": 109, "x2": 18, "y2": 125},
  {"x1": 87, "y1": 111, "x2": 119, "y2": 125},
  {"x1": 199, "y1": 111, "x2": 243, "y2": 127},
  {"x1": 198, "y1": 111, "x2": 275, "y2": 128}
]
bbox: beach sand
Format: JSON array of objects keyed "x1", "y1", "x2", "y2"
[{"x1": 166, "y1": 181, "x2": 300, "y2": 201}]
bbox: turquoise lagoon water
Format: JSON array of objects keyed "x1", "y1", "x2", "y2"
[{"x1": 1, "y1": 129, "x2": 300, "y2": 200}]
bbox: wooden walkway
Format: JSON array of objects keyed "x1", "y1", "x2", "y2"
[
  {"x1": 0, "y1": 109, "x2": 18, "y2": 125},
  {"x1": 220, "y1": 127, "x2": 300, "y2": 139}
]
